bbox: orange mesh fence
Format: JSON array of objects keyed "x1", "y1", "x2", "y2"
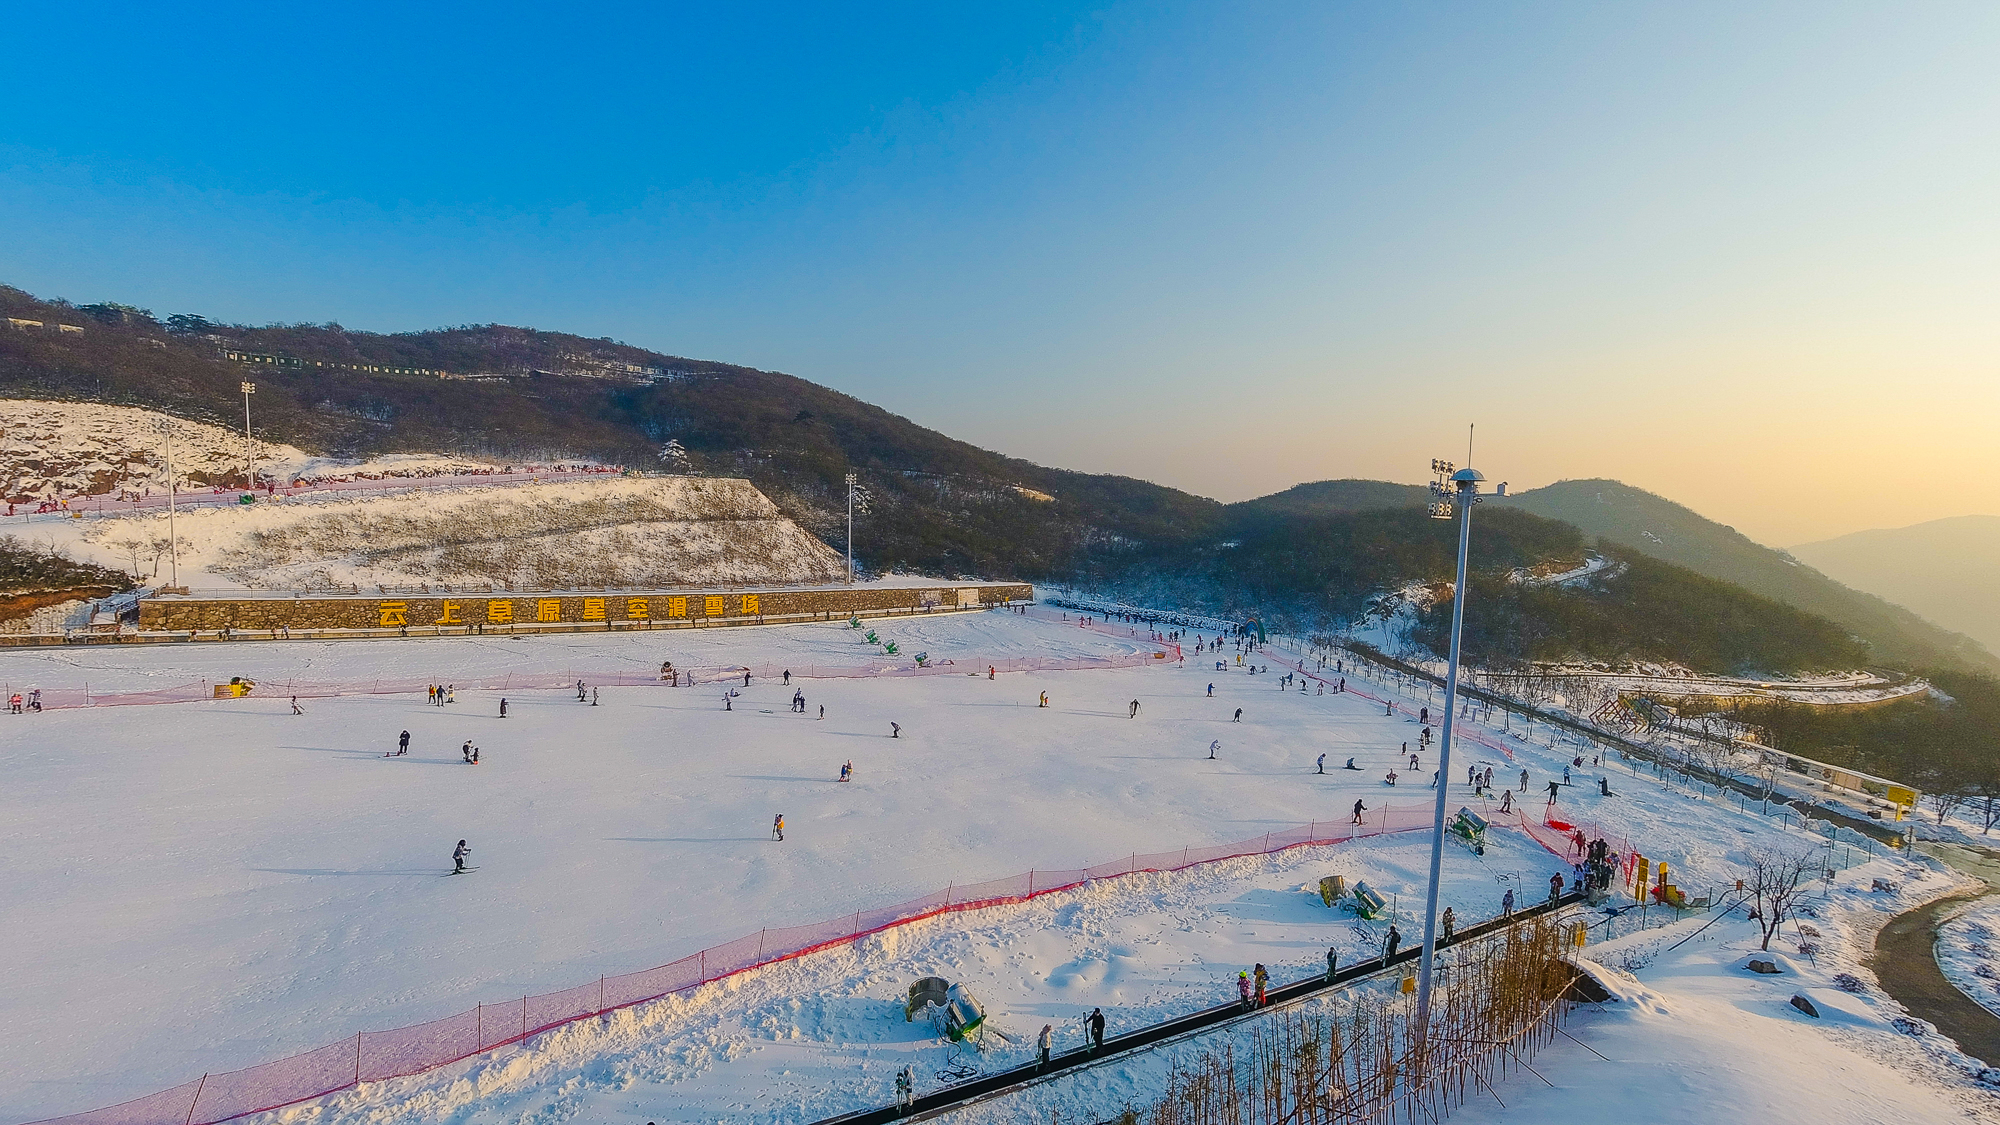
[
  {"x1": 3, "y1": 642, "x2": 1181, "y2": 713},
  {"x1": 32, "y1": 801, "x2": 1491, "y2": 1125}
]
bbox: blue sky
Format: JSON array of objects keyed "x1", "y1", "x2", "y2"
[{"x1": 4, "y1": 2, "x2": 1997, "y2": 542}]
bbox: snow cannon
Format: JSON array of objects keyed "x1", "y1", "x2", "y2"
[
  {"x1": 943, "y1": 983, "x2": 987, "y2": 1043},
  {"x1": 1448, "y1": 808, "x2": 1488, "y2": 855},
  {"x1": 1319, "y1": 875, "x2": 1347, "y2": 907},
  {"x1": 905, "y1": 976, "x2": 950, "y2": 1021},
  {"x1": 213, "y1": 677, "x2": 257, "y2": 699},
  {"x1": 1351, "y1": 881, "x2": 1388, "y2": 920}
]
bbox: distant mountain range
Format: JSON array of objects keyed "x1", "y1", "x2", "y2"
[
  {"x1": 1789, "y1": 515, "x2": 2000, "y2": 659},
  {"x1": 3, "y1": 283, "x2": 1991, "y2": 677}
]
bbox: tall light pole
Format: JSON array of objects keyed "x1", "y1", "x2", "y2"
[
  {"x1": 844, "y1": 471, "x2": 858, "y2": 585},
  {"x1": 240, "y1": 381, "x2": 256, "y2": 489},
  {"x1": 1412, "y1": 457, "x2": 1484, "y2": 1067},
  {"x1": 161, "y1": 421, "x2": 179, "y2": 589}
]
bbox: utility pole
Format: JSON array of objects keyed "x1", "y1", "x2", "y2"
[
  {"x1": 240, "y1": 381, "x2": 256, "y2": 489},
  {"x1": 1412, "y1": 453, "x2": 1486, "y2": 1071},
  {"x1": 844, "y1": 472, "x2": 858, "y2": 585},
  {"x1": 162, "y1": 421, "x2": 179, "y2": 589}
]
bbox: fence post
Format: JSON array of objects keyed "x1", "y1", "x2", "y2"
[
  {"x1": 522, "y1": 996, "x2": 527, "y2": 1037},
  {"x1": 355, "y1": 1032, "x2": 362, "y2": 1083},
  {"x1": 183, "y1": 1074, "x2": 207, "y2": 1125},
  {"x1": 1027, "y1": 870, "x2": 1034, "y2": 895},
  {"x1": 600, "y1": 976, "x2": 605, "y2": 1013},
  {"x1": 757, "y1": 929, "x2": 766, "y2": 962}
]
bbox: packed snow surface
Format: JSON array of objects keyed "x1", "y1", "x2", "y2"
[{"x1": 0, "y1": 611, "x2": 1987, "y2": 1124}]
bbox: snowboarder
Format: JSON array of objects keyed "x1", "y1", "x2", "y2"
[
  {"x1": 1385, "y1": 770, "x2": 1398, "y2": 787},
  {"x1": 1344, "y1": 757, "x2": 1359, "y2": 770},
  {"x1": 452, "y1": 839, "x2": 471, "y2": 873},
  {"x1": 499, "y1": 698, "x2": 508, "y2": 718},
  {"x1": 399, "y1": 730, "x2": 411, "y2": 755},
  {"x1": 1209, "y1": 740, "x2": 1220, "y2": 760},
  {"x1": 772, "y1": 814, "x2": 785, "y2": 841},
  {"x1": 1088, "y1": 1007, "x2": 1105, "y2": 1051},
  {"x1": 1599, "y1": 776, "x2": 1614, "y2": 797},
  {"x1": 1316, "y1": 753, "x2": 1326, "y2": 774},
  {"x1": 724, "y1": 694, "x2": 733, "y2": 711},
  {"x1": 1351, "y1": 798, "x2": 1367, "y2": 825}
]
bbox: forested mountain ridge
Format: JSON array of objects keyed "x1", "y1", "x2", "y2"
[{"x1": 0, "y1": 283, "x2": 1946, "y2": 677}]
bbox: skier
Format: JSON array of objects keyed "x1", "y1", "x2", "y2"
[
  {"x1": 783, "y1": 669, "x2": 791, "y2": 685},
  {"x1": 452, "y1": 839, "x2": 471, "y2": 874},
  {"x1": 772, "y1": 814, "x2": 785, "y2": 841},
  {"x1": 1207, "y1": 683, "x2": 1214, "y2": 696},
  {"x1": 1316, "y1": 753, "x2": 1325, "y2": 774},
  {"x1": 1499, "y1": 789, "x2": 1512, "y2": 813},
  {"x1": 291, "y1": 696, "x2": 303, "y2": 715},
  {"x1": 399, "y1": 730, "x2": 411, "y2": 756},
  {"x1": 1420, "y1": 707, "x2": 1428, "y2": 724},
  {"x1": 1563, "y1": 765, "x2": 1571, "y2": 785},
  {"x1": 1039, "y1": 691, "x2": 1049, "y2": 708},
  {"x1": 839, "y1": 760, "x2": 852, "y2": 782},
  {"x1": 1238, "y1": 971, "x2": 1253, "y2": 1010},
  {"x1": 1209, "y1": 740, "x2": 1220, "y2": 760},
  {"x1": 591, "y1": 688, "x2": 598, "y2": 707},
  {"x1": 894, "y1": 1066, "x2": 914, "y2": 1112},
  {"x1": 462, "y1": 741, "x2": 473, "y2": 764},
  {"x1": 1520, "y1": 768, "x2": 1530, "y2": 792},
  {"x1": 818, "y1": 705, "x2": 825, "y2": 720},
  {"x1": 890, "y1": 722, "x2": 901, "y2": 738},
  {"x1": 1546, "y1": 779, "x2": 1561, "y2": 807},
  {"x1": 724, "y1": 693, "x2": 732, "y2": 711},
  {"x1": 1232, "y1": 708, "x2": 1243, "y2": 723},
  {"x1": 1128, "y1": 699, "x2": 1140, "y2": 719},
  {"x1": 1383, "y1": 924, "x2": 1401, "y2": 963},
  {"x1": 1351, "y1": 798, "x2": 1367, "y2": 825},
  {"x1": 471, "y1": 746, "x2": 480, "y2": 764},
  {"x1": 1326, "y1": 947, "x2": 1339, "y2": 983},
  {"x1": 743, "y1": 670, "x2": 752, "y2": 688},
  {"x1": 499, "y1": 698, "x2": 509, "y2": 718},
  {"x1": 1038, "y1": 1023, "x2": 1053, "y2": 1067},
  {"x1": 1088, "y1": 1007, "x2": 1105, "y2": 1052},
  {"x1": 1441, "y1": 906, "x2": 1456, "y2": 943},
  {"x1": 1501, "y1": 888, "x2": 1515, "y2": 917},
  {"x1": 1253, "y1": 963, "x2": 1269, "y2": 1006},
  {"x1": 988, "y1": 666, "x2": 995, "y2": 681}
]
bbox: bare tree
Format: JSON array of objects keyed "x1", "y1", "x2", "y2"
[
  {"x1": 1923, "y1": 788, "x2": 1968, "y2": 827},
  {"x1": 107, "y1": 538, "x2": 147, "y2": 579},
  {"x1": 1744, "y1": 846, "x2": 1820, "y2": 951}
]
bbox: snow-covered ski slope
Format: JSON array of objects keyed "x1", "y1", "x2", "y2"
[
  {"x1": 2, "y1": 611, "x2": 1989, "y2": 1124},
  {"x1": 0, "y1": 399, "x2": 605, "y2": 501},
  {"x1": 31, "y1": 475, "x2": 845, "y2": 591}
]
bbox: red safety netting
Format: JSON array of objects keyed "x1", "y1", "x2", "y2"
[
  {"x1": 31, "y1": 800, "x2": 1476, "y2": 1125},
  {"x1": 1, "y1": 643, "x2": 1181, "y2": 713}
]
